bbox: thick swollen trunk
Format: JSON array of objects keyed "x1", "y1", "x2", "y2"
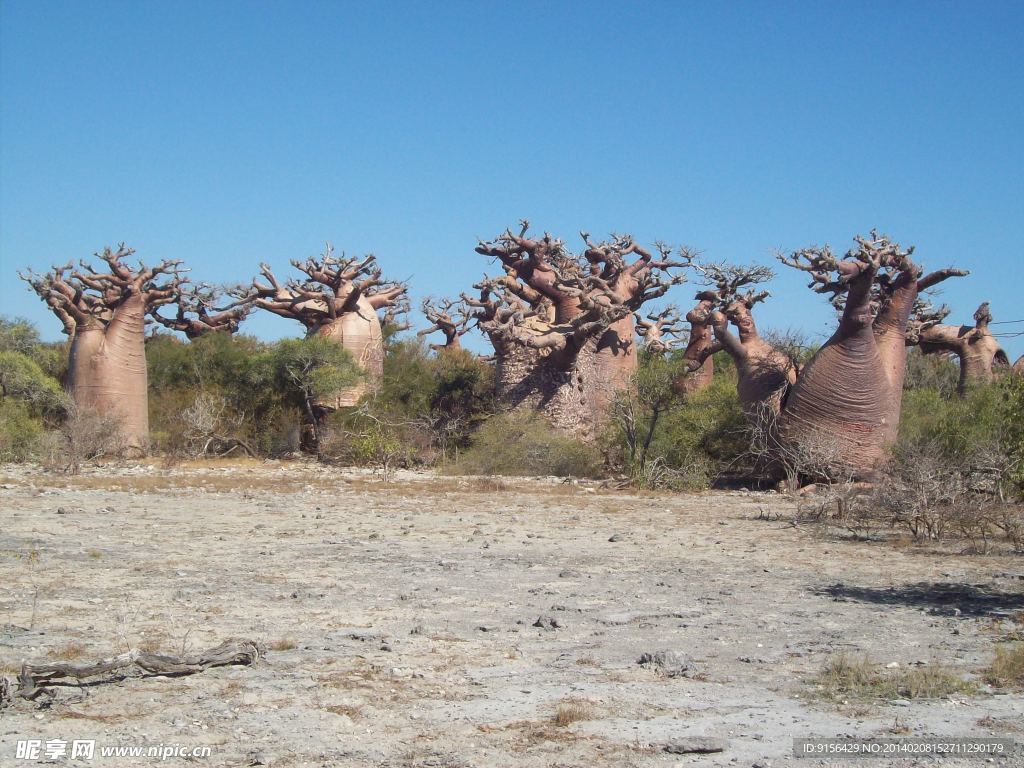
[
  {"x1": 872, "y1": 274, "x2": 918, "y2": 444},
  {"x1": 498, "y1": 351, "x2": 597, "y2": 440},
  {"x1": 589, "y1": 314, "x2": 638, "y2": 423},
  {"x1": 713, "y1": 310, "x2": 795, "y2": 428},
  {"x1": 919, "y1": 324, "x2": 1008, "y2": 395},
  {"x1": 681, "y1": 354, "x2": 714, "y2": 394},
  {"x1": 959, "y1": 346, "x2": 997, "y2": 392},
  {"x1": 734, "y1": 342, "x2": 794, "y2": 424},
  {"x1": 67, "y1": 295, "x2": 151, "y2": 452},
  {"x1": 67, "y1": 325, "x2": 104, "y2": 408},
  {"x1": 777, "y1": 291, "x2": 891, "y2": 475},
  {"x1": 310, "y1": 295, "x2": 384, "y2": 408},
  {"x1": 679, "y1": 301, "x2": 718, "y2": 394}
]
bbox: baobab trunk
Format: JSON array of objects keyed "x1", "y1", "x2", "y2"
[
  {"x1": 311, "y1": 294, "x2": 384, "y2": 407},
  {"x1": 678, "y1": 291, "x2": 721, "y2": 394},
  {"x1": 589, "y1": 314, "x2": 638, "y2": 418},
  {"x1": 775, "y1": 232, "x2": 966, "y2": 477},
  {"x1": 20, "y1": 246, "x2": 184, "y2": 453},
  {"x1": 916, "y1": 302, "x2": 1009, "y2": 395},
  {"x1": 81, "y1": 293, "x2": 151, "y2": 448},
  {"x1": 709, "y1": 299, "x2": 796, "y2": 429},
  {"x1": 245, "y1": 247, "x2": 407, "y2": 413},
  {"x1": 776, "y1": 271, "x2": 892, "y2": 470},
  {"x1": 471, "y1": 223, "x2": 690, "y2": 439}
]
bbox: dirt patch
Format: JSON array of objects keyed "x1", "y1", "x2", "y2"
[{"x1": 1, "y1": 462, "x2": 1022, "y2": 766}]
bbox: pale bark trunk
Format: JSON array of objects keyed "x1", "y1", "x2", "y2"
[
  {"x1": 311, "y1": 294, "x2": 384, "y2": 408},
  {"x1": 66, "y1": 294, "x2": 150, "y2": 451}
]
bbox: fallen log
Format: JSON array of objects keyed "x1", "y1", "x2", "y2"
[{"x1": 10, "y1": 638, "x2": 265, "y2": 702}]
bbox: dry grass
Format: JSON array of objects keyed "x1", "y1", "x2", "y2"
[
  {"x1": 323, "y1": 703, "x2": 363, "y2": 719},
  {"x1": 984, "y1": 643, "x2": 1024, "y2": 688},
  {"x1": 552, "y1": 698, "x2": 596, "y2": 727},
  {"x1": 812, "y1": 653, "x2": 977, "y2": 701},
  {"x1": 268, "y1": 636, "x2": 298, "y2": 651},
  {"x1": 58, "y1": 709, "x2": 139, "y2": 724},
  {"x1": 51, "y1": 641, "x2": 88, "y2": 660}
]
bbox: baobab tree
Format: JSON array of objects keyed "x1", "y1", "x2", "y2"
[
  {"x1": 242, "y1": 245, "x2": 408, "y2": 408},
  {"x1": 699, "y1": 263, "x2": 796, "y2": 430},
  {"x1": 468, "y1": 221, "x2": 690, "y2": 438},
  {"x1": 769, "y1": 231, "x2": 967, "y2": 476},
  {"x1": 418, "y1": 297, "x2": 471, "y2": 351},
  {"x1": 676, "y1": 289, "x2": 724, "y2": 394},
  {"x1": 149, "y1": 284, "x2": 251, "y2": 339},
  {"x1": 703, "y1": 232, "x2": 967, "y2": 479},
  {"x1": 20, "y1": 245, "x2": 184, "y2": 450},
  {"x1": 910, "y1": 302, "x2": 1011, "y2": 394},
  {"x1": 634, "y1": 306, "x2": 685, "y2": 355}
]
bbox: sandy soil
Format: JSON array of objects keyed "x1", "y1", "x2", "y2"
[{"x1": 0, "y1": 461, "x2": 1022, "y2": 767}]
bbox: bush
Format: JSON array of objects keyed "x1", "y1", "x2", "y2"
[
  {"x1": 0, "y1": 399, "x2": 43, "y2": 461},
  {"x1": 36, "y1": 405, "x2": 125, "y2": 473},
  {"x1": 321, "y1": 403, "x2": 421, "y2": 480},
  {"x1": 807, "y1": 379, "x2": 1024, "y2": 550},
  {"x1": 604, "y1": 350, "x2": 747, "y2": 489},
  {"x1": 0, "y1": 350, "x2": 67, "y2": 415},
  {"x1": 898, "y1": 379, "x2": 1021, "y2": 500},
  {"x1": 377, "y1": 341, "x2": 494, "y2": 462},
  {"x1": 453, "y1": 413, "x2": 601, "y2": 478}
]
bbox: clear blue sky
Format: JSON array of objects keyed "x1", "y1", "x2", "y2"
[{"x1": 2, "y1": 1, "x2": 1021, "y2": 358}]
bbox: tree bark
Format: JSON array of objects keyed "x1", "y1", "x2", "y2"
[{"x1": 311, "y1": 294, "x2": 384, "y2": 407}]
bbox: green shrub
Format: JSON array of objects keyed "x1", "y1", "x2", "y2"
[
  {"x1": 453, "y1": 413, "x2": 601, "y2": 478},
  {"x1": 0, "y1": 350, "x2": 68, "y2": 415},
  {"x1": 603, "y1": 350, "x2": 747, "y2": 489},
  {"x1": 0, "y1": 399, "x2": 43, "y2": 461},
  {"x1": 897, "y1": 378, "x2": 1022, "y2": 499}
]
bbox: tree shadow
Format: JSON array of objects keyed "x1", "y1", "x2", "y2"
[{"x1": 813, "y1": 582, "x2": 1024, "y2": 618}]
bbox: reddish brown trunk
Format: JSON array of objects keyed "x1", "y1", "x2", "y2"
[
  {"x1": 872, "y1": 270, "x2": 919, "y2": 443},
  {"x1": 681, "y1": 353, "x2": 714, "y2": 394},
  {"x1": 590, "y1": 313, "x2": 638, "y2": 421},
  {"x1": 777, "y1": 327, "x2": 891, "y2": 470},
  {"x1": 68, "y1": 298, "x2": 152, "y2": 451},
  {"x1": 917, "y1": 304, "x2": 1009, "y2": 394},
  {"x1": 712, "y1": 306, "x2": 796, "y2": 427},
  {"x1": 776, "y1": 266, "x2": 891, "y2": 472},
  {"x1": 678, "y1": 293, "x2": 720, "y2": 394}
]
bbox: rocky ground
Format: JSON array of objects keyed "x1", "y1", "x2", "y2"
[{"x1": 0, "y1": 460, "x2": 1022, "y2": 767}]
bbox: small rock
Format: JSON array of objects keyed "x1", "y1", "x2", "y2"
[
  {"x1": 638, "y1": 649, "x2": 691, "y2": 677},
  {"x1": 664, "y1": 737, "x2": 728, "y2": 754},
  {"x1": 608, "y1": 534, "x2": 624, "y2": 542},
  {"x1": 558, "y1": 569, "x2": 581, "y2": 578},
  {"x1": 533, "y1": 615, "x2": 562, "y2": 631}
]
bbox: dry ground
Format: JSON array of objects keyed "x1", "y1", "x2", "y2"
[{"x1": 0, "y1": 460, "x2": 1022, "y2": 767}]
